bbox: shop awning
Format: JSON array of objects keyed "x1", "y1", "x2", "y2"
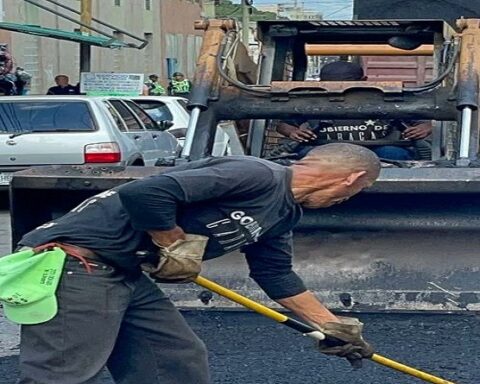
[{"x1": 0, "y1": 21, "x2": 130, "y2": 48}]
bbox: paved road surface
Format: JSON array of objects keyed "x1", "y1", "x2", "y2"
[
  {"x1": 0, "y1": 207, "x2": 478, "y2": 383},
  {"x1": 0, "y1": 311, "x2": 478, "y2": 384}
]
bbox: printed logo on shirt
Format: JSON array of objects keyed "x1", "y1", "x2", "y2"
[
  {"x1": 230, "y1": 211, "x2": 262, "y2": 241},
  {"x1": 317, "y1": 119, "x2": 391, "y2": 141},
  {"x1": 36, "y1": 222, "x2": 58, "y2": 230},
  {"x1": 205, "y1": 210, "x2": 263, "y2": 252},
  {"x1": 70, "y1": 190, "x2": 117, "y2": 213}
]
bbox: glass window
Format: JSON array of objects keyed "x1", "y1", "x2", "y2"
[
  {"x1": 145, "y1": 0, "x2": 151, "y2": 10},
  {"x1": 132, "y1": 100, "x2": 174, "y2": 122},
  {"x1": 109, "y1": 100, "x2": 144, "y2": 132},
  {"x1": 0, "y1": 101, "x2": 95, "y2": 133},
  {"x1": 114, "y1": 0, "x2": 121, "y2": 6},
  {"x1": 104, "y1": 102, "x2": 127, "y2": 132},
  {"x1": 123, "y1": 100, "x2": 158, "y2": 131}
]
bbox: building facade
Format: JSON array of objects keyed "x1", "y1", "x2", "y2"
[
  {"x1": 1, "y1": 0, "x2": 203, "y2": 94},
  {"x1": 256, "y1": 4, "x2": 322, "y2": 20}
]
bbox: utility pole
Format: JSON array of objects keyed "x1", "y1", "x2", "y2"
[
  {"x1": 241, "y1": 0, "x2": 250, "y2": 46},
  {"x1": 80, "y1": 0, "x2": 92, "y2": 74}
]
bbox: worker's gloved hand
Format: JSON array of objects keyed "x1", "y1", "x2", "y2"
[
  {"x1": 315, "y1": 316, "x2": 374, "y2": 368},
  {"x1": 142, "y1": 234, "x2": 209, "y2": 283}
]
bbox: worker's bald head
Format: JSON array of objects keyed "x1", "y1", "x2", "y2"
[
  {"x1": 298, "y1": 143, "x2": 381, "y2": 182},
  {"x1": 290, "y1": 143, "x2": 381, "y2": 208}
]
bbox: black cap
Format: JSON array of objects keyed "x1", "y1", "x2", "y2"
[
  {"x1": 320, "y1": 61, "x2": 364, "y2": 81},
  {"x1": 149, "y1": 74, "x2": 159, "y2": 79},
  {"x1": 172, "y1": 72, "x2": 184, "y2": 77}
]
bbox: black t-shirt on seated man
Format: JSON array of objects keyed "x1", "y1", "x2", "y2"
[
  {"x1": 277, "y1": 118, "x2": 429, "y2": 161},
  {"x1": 284, "y1": 118, "x2": 408, "y2": 145},
  {"x1": 19, "y1": 156, "x2": 305, "y2": 300}
]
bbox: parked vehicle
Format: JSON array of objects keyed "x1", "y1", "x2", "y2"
[
  {"x1": 131, "y1": 96, "x2": 238, "y2": 156},
  {"x1": 0, "y1": 96, "x2": 179, "y2": 189},
  {"x1": 130, "y1": 96, "x2": 189, "y2": 140}
]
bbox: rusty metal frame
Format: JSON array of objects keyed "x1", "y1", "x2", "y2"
[
  {"x1": 184, "y1": 18, "x2": 474, "y2": 161},
  {"x1": 270, "y1": 80, "x2": 404, "y2": 94},
  {"x1": 304, "y1": 43, "x2": 434, "y2": 56}
]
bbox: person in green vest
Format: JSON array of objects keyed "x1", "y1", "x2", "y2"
[
  {"x1": 145, "y1": 74, "x2": 166, "y2": 96},
  {"x1": 168, "y1": 72, "x2": 192, "y2": 97}
]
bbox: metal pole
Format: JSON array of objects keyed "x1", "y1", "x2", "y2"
[
  {"x1": 41, "y1": 0, "x2": 148, "y2": 47},
  {"x1": 241, "y1": 0, "x2": 250, "y2": 46},
  {"x1": 459, "y1": 107, "x2": 473, "y2": 158},
  {"x1": 23, "y1": 0, "x2": 113, "y2": 40},
  {"x1": 80, "y1": 0, "x2": 92, "y2": 74},
  {"x1": 181, "y1": 107, "x2": 201, "y2": 158}
]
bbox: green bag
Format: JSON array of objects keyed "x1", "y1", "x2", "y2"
[{"x1": 0, "y1": 247, "x2": 66, "y2": 324}]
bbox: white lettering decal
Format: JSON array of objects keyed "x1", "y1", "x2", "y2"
[
  {"x1": 239, "y1": 216, "x2": 254, "y2": 225},
  {"x1": 230, "y1": 211, "x2": 245, "y2": 220},
  {"x1": 71, "y1": 190, "x2": 117, "y2": 213},
  {"x1": 36, "y1": 222, "x2": 57, "y2": 230},
  {"x1": 230, "y1": 210, "x2": 263, "y2": 241},
  {"x1": 218, "y1": 234, "x2": 246, "y2": 245},
  {"x1": 206, "y1": 218, "x2": 231, "y2": 228}
]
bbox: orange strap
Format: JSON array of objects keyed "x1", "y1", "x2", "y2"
[{"x1": 33, "y1": 242, "x2": 93, "y2": 273}]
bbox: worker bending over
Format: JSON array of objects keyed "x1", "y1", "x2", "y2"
[{"x1": 15, "y1": 143, "x2": 380, "y2": 384}]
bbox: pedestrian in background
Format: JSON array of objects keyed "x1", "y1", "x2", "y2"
[
  {"x1": 46, "y1": 75, "x2": 79, "y2": 95},
  {"x1": 145, "y1": 74, "x2": 166, "y2": 96},
  {"x1": 168, "y1": 72, "x2": 192, "y2": 97},
  {"x1": 14, "y1": 67, "x2": 32, "y2": 95}
]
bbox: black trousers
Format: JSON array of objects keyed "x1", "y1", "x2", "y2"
[{"x1": 18, "y1": 257, "x2": 210, "y2": 384}]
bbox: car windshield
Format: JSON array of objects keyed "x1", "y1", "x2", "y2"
[
  {"x1": 0, "y1": 101, "x2": 96, "y2": 134},
  {"x1": 133, "y1": 100, "x2": 174, "y2": 122}
]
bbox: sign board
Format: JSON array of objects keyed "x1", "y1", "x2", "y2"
[{"x1": 80, "y1": 72, "x2": 144, "y2": 96}]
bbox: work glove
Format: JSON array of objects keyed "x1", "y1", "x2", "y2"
[
  {"x1": 315, "y1": 316, "x2": 374, "y2": 368},
  {"x1": 141, "y1": 234, "x2": 209, "y2": 283}
]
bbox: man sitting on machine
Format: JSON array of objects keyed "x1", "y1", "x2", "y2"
[{"x1": 275, "y1": 61, "x2": 433, "y2": 161}]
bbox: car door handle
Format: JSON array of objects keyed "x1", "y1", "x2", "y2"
[
  {"x1": 133, "y1": 135, "x2": 141, "y2": 140},
  {"x1": 152, "y1": 135, "x2": 158, "y2": 139}
]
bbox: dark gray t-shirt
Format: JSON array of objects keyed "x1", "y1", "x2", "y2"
[
  {"x1": 284, "y1": 118, "x2": 405, "y2": 144},
  {"x1": 19, "y1": 156, "x2": 305, "y2": 300}
]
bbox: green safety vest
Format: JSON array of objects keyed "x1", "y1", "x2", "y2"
[
  {"x1": 145, "y1": 81, "x2": 165, "y2": 96},
  {"x1": 171, "y1": 79, "x2": 190, "y2": 94}
]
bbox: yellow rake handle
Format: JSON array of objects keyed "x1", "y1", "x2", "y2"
[
  {"x1": 370, "y1": 354, "x2": 455, "y2": 384},
  {"x1": 194, "y1": 276, "x2": 456, "y2": 384}
]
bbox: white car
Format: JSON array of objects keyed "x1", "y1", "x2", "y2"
[
  {"x1": 132, "y1": 96, "x2": 243, "y2": 156},
  {"x1": 0, "y1": 96, "x2": 179, "y2": 189},
  {"x1": 131, "y1": 96, "x2": 189, "y2": 141}
]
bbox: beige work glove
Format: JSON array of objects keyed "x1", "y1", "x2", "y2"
[
  {"x1": 142, "y1": 234, "x2": 209, "y2": 283},
  {"x1": 315, "y1": 316, "x2": 375, "y2": 368}
]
